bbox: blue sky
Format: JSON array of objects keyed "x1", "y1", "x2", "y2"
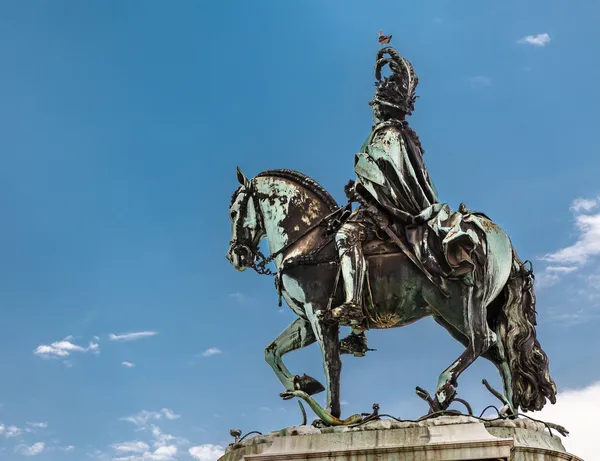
[{"x1": 0, "y1": 1, "x2": 599, "y2": 460}]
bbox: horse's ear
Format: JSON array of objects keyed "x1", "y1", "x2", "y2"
[{"x1": 236, "y1": 166, "x2": 249, "y2": 186}]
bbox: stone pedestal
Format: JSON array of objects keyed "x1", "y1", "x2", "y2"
[{"x1": 220, "y1": 416, "x2": 583, "y2": 461}]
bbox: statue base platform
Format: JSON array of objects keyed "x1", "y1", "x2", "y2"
[{"x1": 220, "y1": 416, "x2": 583, "y2": 461}]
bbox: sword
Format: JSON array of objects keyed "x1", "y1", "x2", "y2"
[{"x1": 365, "y1": 205, "x2": 449, "y2": 298}]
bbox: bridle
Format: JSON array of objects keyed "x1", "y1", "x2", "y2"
[
  {"x1": 229, "y1": 181, "x2": 276, "y2": 276},
  {"x1": 229, "y1": 180, "x2": 344, "y2": 278}
]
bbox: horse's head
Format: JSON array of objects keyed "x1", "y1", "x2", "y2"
[{"x1": 226, "y1": 167, "x2": 265, "y2": 271}]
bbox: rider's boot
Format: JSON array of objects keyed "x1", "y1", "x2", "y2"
[{"x1": 330, "y1": 223, "x2": 366, "y2": 326}]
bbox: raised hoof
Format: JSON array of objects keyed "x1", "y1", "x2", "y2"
[
  {"x1": 294, "y1": 374, "x2": 325, "y2": 396},
  {"x1": 435, "y1": 383, "x2": 457, "y2": 411}
]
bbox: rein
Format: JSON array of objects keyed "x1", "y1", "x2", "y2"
[{"x1": 230, "y1": 180, "x2": 344, "y2": 279}]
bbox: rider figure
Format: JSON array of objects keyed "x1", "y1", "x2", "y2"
[{"x1": 330, "y1": 46, "x2": 439, "y2": 326}]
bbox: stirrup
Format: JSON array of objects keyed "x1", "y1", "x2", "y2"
[{"x1": 340, "y1": 332, "x2": 373, "y2": 357}]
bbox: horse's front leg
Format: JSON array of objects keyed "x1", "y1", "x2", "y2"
[
  {"x1": 265, "y1": 317, "x2": 321, "y2": 395},
  {"x1": 305, "y1": 306, "x2": 342, "y2": 419}
]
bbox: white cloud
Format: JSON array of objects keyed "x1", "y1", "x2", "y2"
[
  {"x1": 150, "y1": 425, "x2": 187, "y2": 449},
  {"x1": 160, "y1": 409, "x2": 180, "y2": 421},
  {"x1": 26, "y1": 422, "x2": 48, "y2": 429},
  {"x1": 468, "y1": 75, "x2": 492, "y2": 86},
  {"x1": 108, "y1": 331, "x2": 158, "y2": 342},
  {"x1": 542, "y1": 205, "x2": 600, "y2": 265},
  {"x1": 571, "y1": 198, "x2": 598, "y2": 213},
  {"x1": 535, "y1": 381, "x2": 600, "y2": 461},
  {"x1": 0, "y1": 424, "x2": 22, "y2": 438},
  {"x1": 202, "y1": 348, "x2": 222, "y2": 357},
  {"x1": 152, "y1": 445, "x2": 178, "y2": 460},
  {"x1": 110, "y1": 425, "x2": 184, "y2": 461},
  {"x1": 545, "y1": 266, "x2": 578, "y2": 273},
  {"x1": 33, "y1": 337, "x2": 99, "y2": 359},
  {"x1": 112, "y1": 445, "x2": 177, "y2": 461},
  {"x1": 112, "y1": 441, "x2": 150, "y2": 454},
  {"x1": 518, "y1": 33, "x2": 551, "y2": 46},
  {"x1": 536, "y1": 197, "x2": 600, "y2": 291},
  {"x1": 6, "y1": 426, "x2": 22, "y2": 437},
  {"x1": 122, "y1": 361, "x2": 136, "y2": 368},
  {"x1": 15, "y1": 442, "x2": 45, "y2": 456},
  {"x1": 189, "y1": 444, "x2": 225, "y2": 461},
  {"x1": 119, "y1": 409, "x2": 180, "y2": 428}
]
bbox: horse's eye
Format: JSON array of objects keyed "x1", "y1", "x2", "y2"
[{"x1": 230, "y1": 210, "x2": 237, "y2": 220}]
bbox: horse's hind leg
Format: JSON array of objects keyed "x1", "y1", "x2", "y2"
[
  {"x1": 434, "y1": 285, "x2": 496, "y2": 409},
  {"x1": 486, "y1": 335, "x2": 515, "y2": 413},
  {"x1": 305, "y1": 306, "x2": 342, "y2": 419},
  {"x1": 265, "y1": 318, "x2": 319, "y2": 394}
]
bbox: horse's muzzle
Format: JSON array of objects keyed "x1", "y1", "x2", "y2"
[{"x1": 226, "y1": 244, "x2": 251, "y2": 271}]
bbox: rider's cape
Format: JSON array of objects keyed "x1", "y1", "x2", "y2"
[{"x1": 354, "y1": 120, "x2": 489, "y2": 286}]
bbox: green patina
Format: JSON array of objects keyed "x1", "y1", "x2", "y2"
[{"x1": 225, "y1": 44, "x2": 557, "y2": 427}]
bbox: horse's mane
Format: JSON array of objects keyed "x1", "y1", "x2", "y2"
[{"x1": 256, "y1": 169, "x2": 339, "y2": 212}]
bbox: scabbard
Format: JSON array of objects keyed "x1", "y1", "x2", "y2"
[{"x1": 377, "y1": 219, "x2": 449, "y2": 298}]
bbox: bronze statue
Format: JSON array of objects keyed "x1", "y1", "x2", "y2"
[{"x1": 226, "y1": 45, "x2": 556, "y2": 425}]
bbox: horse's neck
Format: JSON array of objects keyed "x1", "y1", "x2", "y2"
[{"x1": 255, "y1": 177, "x2": 323, "y2": 269}]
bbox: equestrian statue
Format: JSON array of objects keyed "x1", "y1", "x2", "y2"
[{"x1": 226, "y1": 44, "x2": 556, "y2": 425}]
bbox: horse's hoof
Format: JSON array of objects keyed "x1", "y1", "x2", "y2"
[
  {"x1": 435, "y1": 383, "x2": 457, "y2": 410},
  {"x1": 294, "y1": 374, "x2": 325, "y2": 395},
  {"x1": 311, "y1": 419, "x2": 326, "y2": 428}
]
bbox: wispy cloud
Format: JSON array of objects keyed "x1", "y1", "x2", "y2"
[
  {"x1": 546, "y1": 266, "x2": 578, "y2": 274},
  {"x1": 160, "y1": 409, "x2": 180, "y2": 421},
  {"x1": 119, "y1": 409, "x2": 181, "y2": 427},
  {"x1": 112, "y1": 441, "x2": 149, "y2": 454},
  {"x1": 26, "y1": 422, "x2": 48, "y2": 429},
  {"x1": 105, "y1": 416, "x2": 187, "y2": 461},
  {"x1": 468, "y1": 75, "x2": 492, "y2": 86},
  {"x1": 14, "y1": 442, "x2": 45, "y2": 456},
  {"x1": 111, "y1": 431, "x2": 180, "y2": 461},
  {"x1": 202, "y1": 347, "x2": 222, "y2": 357},
  {"x1": 122, "y1": 361, "x2": 135, "y2": 368},
  {"x1": 518, "y1": 33, "x2": 551, "y2": 47},
  {"x1": 541, "y1": 198, "x2": 600, "y2": 266},
  {"x1": 108, "y1": 331, "x2": 157, "y2": 342},
  {"x1": 535, "y1": 197, "x2": 600, "y2": 322},
  {"x1": 229, "y1": 292, "x2": 249, "y2": 305},
  {"x1": 189, "y1": 444, "x2": 225, "y2": 461},
  {"x1": 33, "y1": 337, "x2": 99, "y2": 359},
  {"x1": 0, "y1": 424, "x2": 22, "y2": 438},
  {"x1": 56, "y1": 445, "x2": 75, "y2": 453},
  {"x1": 571, "y1": 197, "x2": 598, "y2": 213}
]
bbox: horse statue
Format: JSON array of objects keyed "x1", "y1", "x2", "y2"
[{"x1": 226, "y1": 167, "x2": 557, "y2": 424}]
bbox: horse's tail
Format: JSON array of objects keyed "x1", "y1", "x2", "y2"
[{"x1": 496, "y1": 247, "x2": 557, "y2": 412}]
